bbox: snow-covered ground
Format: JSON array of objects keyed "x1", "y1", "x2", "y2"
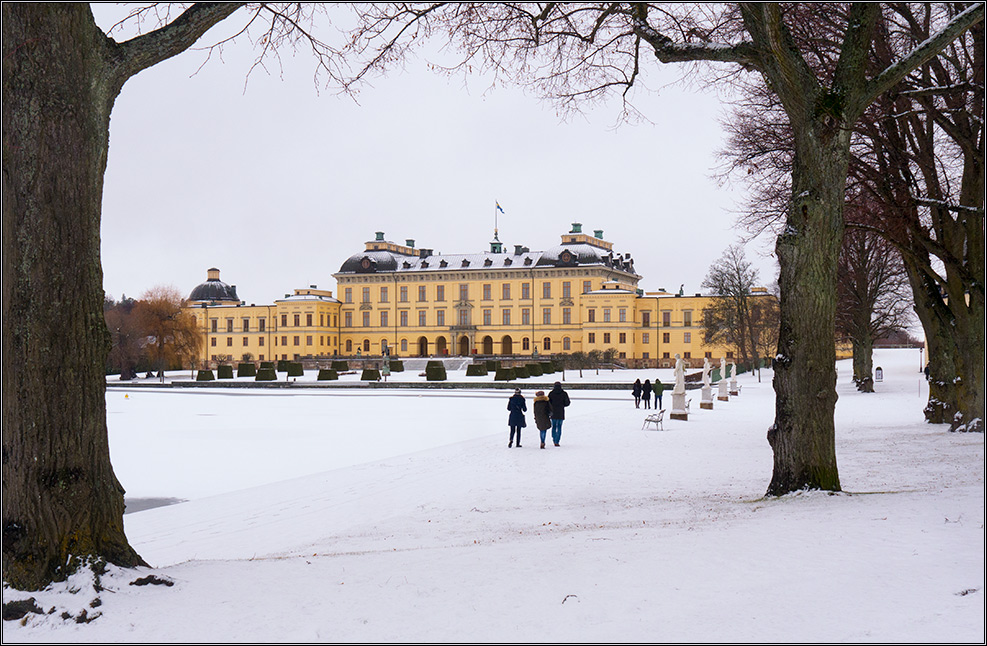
[{"x1": 4, "y1": 349, "x2": 983, "y2": 642}]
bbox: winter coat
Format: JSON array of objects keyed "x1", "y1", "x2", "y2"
[
  {"x1": 548, "y1": 384, "x2": 570, "y2": 420},
  {"x1": 642, "y1": 380, "x2": 652, "y2": 400},
  {"x1": 653, "y1": 379, "x2": 664, "y2": 396},
  {"x1": 632, "y1": 380, "x2": 642, "y2": 397},
  {"x1": 507, "y1": 393, "x2": 527, "y2": 427},
  {"x1": 533, "y1": 396, "x2": 552, "y2": 431}
]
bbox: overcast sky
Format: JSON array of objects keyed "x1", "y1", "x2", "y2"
[{"x1": 93, "y1": 5, "x2": 779, "y2": 306}]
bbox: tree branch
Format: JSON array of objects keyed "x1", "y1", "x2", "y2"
[
  {"x1": 107, "y1": 3, "x2": 245, "y2": 90},
  {"x1": 860, "y1": 2, "x2": 984, "y2": 113}
]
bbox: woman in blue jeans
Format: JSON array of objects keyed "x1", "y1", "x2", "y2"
[{"x1": 547, "y1": 382, "x2": 570, "y2": 446}]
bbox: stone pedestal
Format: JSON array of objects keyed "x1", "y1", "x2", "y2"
[
  {"x1": 717, "y1": 381, "x2": 729, "y2": 402},
  {"x1": 729, "y1": 377, "x2": 739, "y2": 396},
  {"x1": 701, "y1": 386, "x2": 714, "y2": 410},
  {"x1": 670, "y1": 391, "x2": 688, "y2": 420}
]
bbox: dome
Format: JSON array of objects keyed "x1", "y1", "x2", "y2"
[
  {"x1": 188, "y1": 268, "x2": 240, "y2": 303},
  {"x1": 338, "y1": 250, "x2": 401, "y2": 274},
  {"x1": 536, "y1": 243, "x2": 607, "y2": 267}
]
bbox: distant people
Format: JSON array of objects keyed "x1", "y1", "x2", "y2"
[
  {"x1": 924, "y1": 364, "x2": 930, "y2": 380},
  {"x1": 632, "y1": 379, "x2": 642, "y2": 408},
  {"x1": 654, "y1": 378, "x2": 664, "y2": 409},
  {"x1": 548, "y1": 381, "x2": 571, "y2": 447},
  {"x1": 642, "y1": 379, "x2": 653, "y2": 409},
  {"x1": 533, "y1": 390, "x2": 552, "y2": 449},
  {"x1": 507, "y1": 388, "x2": 527, "y2": 448}
]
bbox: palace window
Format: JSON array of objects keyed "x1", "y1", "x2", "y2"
[
  {"x1": 684, "y1": 332, "x2": 692, "y2": 344},
  {"x1": 307, "y1": 313, "x2": 313, "y2": 327},
  {"x1": 400, "y1": 286, "x2": 408, "y2": 302},
  {"x1": 502, "y1": 309, "x2": 511, "y2": 325},
  {"x1": 542, "y1": 282, "x2": 551, "y2": 298},
  {"x1": 459, "y1": 284, "x2": 469, "y2": 301},
  {"x1": 242, "y1": 318, "x2": 250, "y2": 332},
  {"x1": 400, "y1": 311, "x2": 408, "y2": 327},
  {"x1": 418, "y1": 285, "x2": 427, "y2": 302},
  {"x1": 619, "y1": 309, "x2": 626, "y2": 323},
  {"x1": 683, "y1": 310, "x2": 693, "y2": 327},
  {"x1": 562, "y1": 282, "x2": 571, "y2": 298},
  {"x1": 362, "y1": 312, "x2": 370, "y2": 327},
  {"x1": 662, "y1": 311, "x2": 671, "y2": 327},
  {"x1": 436, "y1": 309, "x2": 445, "y2": 326},
  {"x1": 362, "y1": 287, "x2": 370, "y2": 303},
  {"x1": 380, "y1": 286, "x2": 389, "y2": 302},
  {"x1": 483, "y1": 309, "x2": 492, "y2": 326},
  {"x1": 522, "y1": 309, "x2": 530, "y2": 326},
  {"x1": 344, "y1": 312, "x2": 352, "y2": 327},
  {"x1": 483, "y1": 284, "x2": 492, "y2": 301},
  {"x1": 587, "y1": 309, "x2": 596, "y2": 323},
  {"x1": 344, "y1": 288, "x2": 352, "y2": 303},
  {"x1": 583, "y1": 280, "x2": 592, "y2": 294},
  {"x1": 521, "y1": 282, "x2": 530, "y2": 300},
  {"x1": 588, "y1": 332, "x2": 596, "y2": 343},
  {"x1": 603, "y1": 332, "x2": 611, "y2": 344},
  {"x1": 663, "y1": 332, "x2": 670, "y2": 343},
  {"x1": 563, "y1": 337, "x2": 571, "y2": 351},
  {"x1": 436, "y1": 285, "x2": 445, "y2": 301},
  {"x1": 502, "y1": 283, "x2": 511, "y2": 300},
  {"x1": 642, "y1": 312, "x2": 651, "y2": 328},
  {"x1": 603, "y1": 309, "x2": 611, "y2": 323},
  {"x1": 562, "y1": 308, "x2": 571, "y2": 325},
  {"x1": 227, "y1": 318, "x2": 234, "y2": 333},
  {"x1": 619, "y1": 332, "x2": 626, "y2": 344},
  {"x1": 380, "y1": 311, "x2": 388, "y2": 327},
  {"x1": 418, "y1": 310, "x2": 427, "y2": 326},
  {"x1": 543, "y1": 308, "x2": 551, "y2": 325},
  {"x1": 294, "y1": 314, "x2": 300, "y2": 327}
]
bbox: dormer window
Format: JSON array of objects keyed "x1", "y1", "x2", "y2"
[{"x1": 461, "y1": 259, "x2": 470, "y2": 267}]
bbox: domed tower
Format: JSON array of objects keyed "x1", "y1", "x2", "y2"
[{"x1": 187, "y1": 268, "x2": 241, "y2": 304}]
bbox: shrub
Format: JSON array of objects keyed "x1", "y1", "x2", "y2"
[
  {"x1": 540, "y1": 362, "x2": 554, "y2": 374},
  {"x1": 388, "y1": 360, "x2": 404, "y2": 372},
  {"x1": 466, "y1": 363, "x2": 488, "y2": 377},
  {"x1": 237, "y1": 363, "x2": 257, "y2": 378},
  {"x1": 513, "y1": 365, "x2": 530, "y2": 379},
  {"x1": 494, "y1": 367, "x2": 515, "y2": 381},
  {"x1": 317, "y1": 369, "x2": 338, "y2": 381},
  {"x1": 331, "y1": 360, "x2": 349, "y2": 372},
  {"x1": 216, "y1": 365, "x2": 234, "y2": 379},
  {"x1": 255, "y1": 368, "x2": 277, "y2": 381},
  {"x1": 277, "y1": 359, "x2": 290, "y2": 373},
  {"x1": 260, "y1": 361, "x2": 275, "y2": 370},
  {"x1": 287, "y1": 362, "x2": 304, "y2": 377},
  {"x1": 526, "y1": 363, "x2": 543, "y2": 377},
  {"x1": 485, "y1": 360, "x2": 500, "y2": 371},
  {"x1": 361, "y1": 368, "x2": 381, "y2": 381},
  {"x1": 196, "y1": 370, "x2": 214, "y2": 381},
  {"x1": 425, "y1": 363, "x2": 447, "y2": 381}
]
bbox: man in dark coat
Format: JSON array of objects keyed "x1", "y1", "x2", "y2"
[
  {"x1": 507, "y1": 388, "x2": 526, "y2": 448},
  {"x1": 547, "y1": 382, "x2": 570, "y2": 446},
  {"x1": 533, "y1": 390, "x2": 552, "y2": 449}
]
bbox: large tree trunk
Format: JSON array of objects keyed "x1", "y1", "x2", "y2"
[
  {"x1": 767, "y1": 135, "x2": 848, "y2": 495},
  {"x1": 2, "y1": 4, "x2": 145, "y2": 591}
]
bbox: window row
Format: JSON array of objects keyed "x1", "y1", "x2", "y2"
[{"x1": 343, "y1": 280, "x2": 596, "y2": 304}]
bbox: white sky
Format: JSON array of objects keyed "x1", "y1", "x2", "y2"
[{"x1": 93, "y1": 5, "x2": 778, "y2": 306}]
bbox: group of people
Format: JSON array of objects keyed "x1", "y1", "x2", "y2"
[
  {"x1": 507, "y1": 382, "x2": 570, "y2": 449},
  {"x1": 631, "y1": 378, "x2": 664, "y2": 409}
]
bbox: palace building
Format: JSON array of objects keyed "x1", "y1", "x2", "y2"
[{"x1": 185, "y1": 224, "x2": 774, "y2": 368}]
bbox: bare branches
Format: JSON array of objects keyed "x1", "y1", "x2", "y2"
[{"x1": 107, "y1": 3, "x2": 245, "y2": 89}]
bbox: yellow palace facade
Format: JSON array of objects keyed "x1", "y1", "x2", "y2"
[{"x1": 185, "y1": 224, "x2": 768, "y2": 368}]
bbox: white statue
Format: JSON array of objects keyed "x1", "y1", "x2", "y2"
[
  {"x1": 674, "y1": 354, "x2": 686, "y2": 394},
  {"x1": 719, "y1": 358, "x2": 727, "y2": 382},
  {"x1": 702, "y1": 357, "x2": 712, "y2": 388}
]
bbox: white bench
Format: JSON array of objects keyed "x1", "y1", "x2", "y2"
[{"x1": 643, "y1": 409, "x2": 666, "y2": 431}]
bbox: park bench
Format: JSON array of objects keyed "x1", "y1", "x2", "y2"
[{"x1": 642, "y1": 409, "x2": 666, "y2": 431}]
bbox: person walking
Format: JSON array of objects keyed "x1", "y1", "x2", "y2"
[
  {"x1": 642, "y1": 379, "x2": 652, "y2": 409},
  {"x1": 507, "y1": 388, "x2": 527, "y2": 448},
  {"x1": 533, "y1": 390, "x2": 552, "y2": 449},
  {"x1": 547, "y1": 381, "x2": 570, "y2": 447},
  {"x1": 632, "y1": 378, "x2": 642, "y2": 408},
  {"x1": 654, "y1": 377, "x2": 664, "y2": 409}
]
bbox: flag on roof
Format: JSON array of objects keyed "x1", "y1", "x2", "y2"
[{"x1": 496, "y1": 201, "x2": 505, "y2": 213}]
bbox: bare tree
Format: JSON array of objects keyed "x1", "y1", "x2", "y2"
[
  {"x1": 2, "y1": 2, "x2": 358, "y2": 591},
  {"x1": 837, "y1": 201, "x2": 914, "y2": 392},
  {"x1": 134, "y1": 286, "x2": 203, "y2": 379},
  {"x1": 701, "y1": 245, "x2": 779, "y2": 381},
  {"x1": 720, "y1": 3, "x2": 983, "y2": 431},
  {"x1": 104, "y1": 295, "x2": 143, "y2": 380}
]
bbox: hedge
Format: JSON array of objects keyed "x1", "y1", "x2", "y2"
[
  {"x1": 388, "y1": 360, "x2": 404, "y2": 372},
  {"x1": 317, "y1": 369, "x2": 338, "y2": 381},
  {"x1": 513, "y1": 365, "x2": 530, "y2": 379},
  {"x1": 331, "y1": 360, "x2": 349, "y2": 372},
  {"x1": 466, "y1": 364, "x2": 488, "y2": 377},
  {"x1": 361, "y1": 368, "x2": 381, "y2": 381},
  {"x1": 287, "y1": 362, "x2": 304, "y2": 377},
  {"x1": 425, "y1": 363, "x2": 447, "y2": 381},
  {"x1": 237, "y1": 363, "x2": 257, "y2": 378},
  {"x1": 494, "y1": 367, "x2": 515, "y2": 381},
  {"x1": 196, "y1": 369, "x2": 215, "y2": 381},
  {"x1": 277, "y1": 359, "x2": 290, "y2": 373},
  {"x1": 255, "y1": 368, "x2": 277, "y2": 381},
  {"x1": 525, "y1": 363, "x2": 543, "y2": 377},
  {"x1": 216, "y1": 365, "x2": 234, "y2": 379}
]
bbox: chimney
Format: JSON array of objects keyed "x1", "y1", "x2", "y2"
[
  {"x1": 375, "y1": 231, "x2": 385, "y2": 241},
  {"x1": 594, "y1": 229, "x2": 604, "y2": 239},
  {"x1": 570, "y1": 222, "x2": 583, "y2": 234},
  {"x1": 406, "y1": 239, "x2": 415, "y2": 248},
  {"x1": 514, "y1": 244, "x2": 524, "y2": 255}
]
